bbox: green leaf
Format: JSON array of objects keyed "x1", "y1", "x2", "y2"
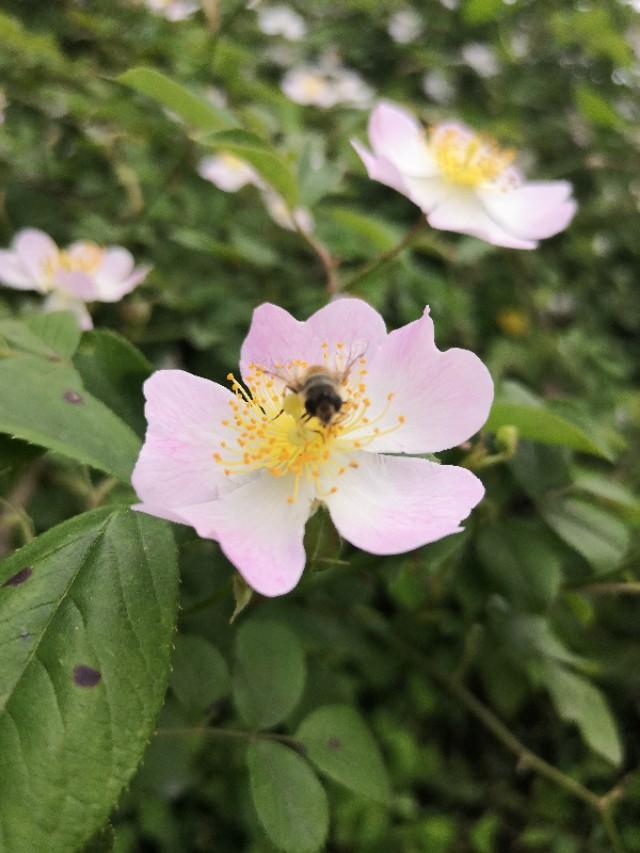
[
  {"x1": 541, "y1": 662, "x2": 622, "y2": 766},
  {"x1": 477, "y1": 519, "x2": 562, "y2": 611},
  {"x1": 82, "y1": 824, "x2": 115, "y2": 853},
  {"x1": 201, "y1": 129, "x2": 299, "y2": 207},
  {"x1": 501, "y1": 613, "x2": 586, "y2": 669},
  {"x1": 324, "y1": 207, "x2": 402, "y2": 253},
  {"x1": 233, "y1": 619, "x2": 305, "y2": 729},
  {"x1": 575, "y1": 85, "x2": 622, "y2": 129},
  {"x1": 0, "y1": 330, "x2": 141, "y2": 480},
  {"x1": 485, "y1": 401, "x2": 612, "y2": 459},
  {"x1": 542, "y1": 496, "x2": 630, "y2": 575},
  {"x1": 463, "y1": 0, "x2": 506, "y2": 24},
  {"x1": 573, "y1": 467, "x2": 640, "y2": 523},
  {"x1": 170, "y1": 635, "x2": 230, "y2": 715},
  {"x1": 116, "y1": 67, "x2": 239, "y2": 133},
  {"x1": 247, "y1": 740, "x2": 328, "y2": 853},
  {"x1": 0, "y1": 317, "x2": 63, "y2": 358},
  {"x1": 0, "y1": 507, "x2": 178, "y2": 852},
  {"x1": 296, "y1": 705, "x2": 390, "y2": 804},
  {"x1": 25, "y1": 311, "x2": 82, "y2": 359},
  {"x1": 73, "y1": 330, "x2": 151, "y2": 437}
]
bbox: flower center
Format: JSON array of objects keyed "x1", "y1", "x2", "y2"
[
  {"x1": 213, "y1": 344, "x2": 404, "y2": 503},
  {"x1": 301, "y1": 74, "x2": 327, "y2": 98},
  {"x1": 219, "y1": 152, "x2": 248, "y2": 172},
  {"x1": 43, "y1": 243, "x2": 105, "y2": 283},
  {"x1": 430, "y1": 124, "x2": 517, "y2": 188}
]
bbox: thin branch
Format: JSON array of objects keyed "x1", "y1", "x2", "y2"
[
  {"x1": 578, "y1": 582, "x2": 640, "y2": 596},
  {"x1": 341, "y1": 216, "x2": 430, "y2": 291},
  {"x1": 355, "y1": 606, "x2": 628, "y2": 849},
  {"x1": 156, "y1": 726, "x2": 304, "y2": 750},
  {"x1": 294, "y1": 223, "x2": 340, "y2": 295}
]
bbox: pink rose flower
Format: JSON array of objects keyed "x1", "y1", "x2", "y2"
[
  {"x1": 132, "y1": 299, "x2": 493, "y2": 597},
  {"x1": 353, "y1": 102, "x2": 577, "y2": 249},
  {"x1": 0, "y1": 228, "x2": 151, "y2": 329}
]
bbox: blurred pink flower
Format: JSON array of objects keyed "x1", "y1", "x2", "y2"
[
  {"x1": 353, "y1": 102, "x2": 577, "y2": 249},
  {"x1": 132, "y1": 298, "x2": 492, "y2": 597},
  {"x1": 0, "y1": 228, "x2": 151, "y2": 329}
]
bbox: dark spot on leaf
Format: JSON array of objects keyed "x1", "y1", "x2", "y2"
[
  {"x1": 20, "y1": 631, "x2": 31, "y2": 642},
  {"x1": 73, "y1": 665, "x2": 102, "y2": 687},
  {"x1": 47, "y1": 353, "x2": 62, "y2": 363},
  {"x1": 327, "y1": 736, "x2": 341, "y2": 750},
  {"x1": 63, "y1": 390, "x2": 83, "y2": 404},
  {"x1": 2, "y1": 566, "x2": 33, "y2": 587}
]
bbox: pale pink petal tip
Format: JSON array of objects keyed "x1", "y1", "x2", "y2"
[{"x1": 326, "y1": 455, "x2": 484, "y2": 556}]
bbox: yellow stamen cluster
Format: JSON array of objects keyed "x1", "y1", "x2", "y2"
[
  {"x1": 301, "y1": 74, "x2": 327, "y2": 98},
  {"x1": 430, "y1": 124, "x2": 517, "y2": 189},
  {"x1": 42, "y1": 242, "x2": 105, "y2": 283},
  {"x1": 212, "y1": 343, "x2": 405, "y2": 504}
]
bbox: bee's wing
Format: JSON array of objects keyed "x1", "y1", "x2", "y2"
[{"x1": 336, "y1": 339, "x2": 369, "y2": 384}]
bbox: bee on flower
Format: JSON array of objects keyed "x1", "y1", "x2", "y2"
[
  {"x1": 353, "y1": 102, "x2": 577, "y2": 249},
  {"x1": 132, "y1": 298, "x2": 493, "y2": 597},
  {"x1": 0, "y1": 229, "x2": 151, "y2": 329}
]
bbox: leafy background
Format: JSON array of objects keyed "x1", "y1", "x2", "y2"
[{"x1": 1, "y1": 0, "x2": 640, "y2": 851}]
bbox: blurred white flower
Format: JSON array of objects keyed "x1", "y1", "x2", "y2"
[
  {"x1": 422, "y1": 69, "x2": 455, "y2": 104},
  {"x1": 461, "y1": 42, "x2": 500, "y2": 77},
  {"x1": 388, "y1": 8, "x2": 423, "y2": 44},
  {"x1": 145, "y1": 0, "x2": 199, "y2": 21},
  {"x1": 197, "y1": 153, "x2": 262, "y2": 192},
  {"x1": 257, "y1": 5, "x2": 307, "y2": 40},
  {"x1": 261, "y1": 188, "x2": 314, "y2": 234},
  {"x1": 334, "y1": 68, "x2": 375, "y2": 108},
  {"x1": 204, "y1": 86, "x2": 228, "y2": 108},
  {"x1": 282, "y1": 66, "x2": 342, "y2": 107},
  {"x1": 282, "y1": 65, "x2": 373, "y2": 109},
  {"x1": 510, "y1": 31, "x2": 530, "y2": 59}
]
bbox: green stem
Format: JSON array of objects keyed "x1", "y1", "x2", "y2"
[
  {"x1": 578, "y1": 582, "x2": 640, "y2": 596},
  {"x1": 156, "y1": 726, "x2": 304, "y2": 750},
  {"x1": 294, "y1": 222, "x2": 340, "y2": 295},
  {"x1": 341, "y1": 216, "x2": 428, "y2": 291},
  {"x1": 355, "y1": 606, "x2": 628, "y2": 844}
]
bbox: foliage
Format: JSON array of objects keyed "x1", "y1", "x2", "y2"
[{"x1": 0, "y1": 0, "x2": 639, "y2": 851}]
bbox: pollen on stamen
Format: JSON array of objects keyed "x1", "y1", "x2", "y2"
[{"x1": 398, "y1": 415, "x2": 406, "y2": 424}]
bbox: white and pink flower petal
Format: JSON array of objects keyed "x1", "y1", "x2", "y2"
[
  {"x1": 14, "y1": 228, "x2": 58, "y2": 285},
  {"x1": 356, "y1": 307, "x2": 493, "y2": 454},
  {"x1": 177, "y1": 472, "x2": 314, "y2": 597},
  {"x1": 427, "y1": 190, "x2": 538, "y2": 249},
  {"x1": 305, "y1": 297, "x2": 387, "y2": 360},
  {"x1": 0, "y1": 250, "x2": 37, "y2": 290},
  {"x1": 351, "y1": 139, "x2": 408, "y2": 195},
  {"x1": 131, "y1": 370, "x2": 241, "y2": 515},
  {"x1": 368, "y1": 101, "x2": 437, "y2": 177},
  {"x1": 325, "y1": 453, "x2": 484, "y2": 555},
  {"x1": 478, "y1": 180, "x2": 577, "y2": 242},
  {"x1": 42, "y1": 291, "x2": 94, "y2": 330}
]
